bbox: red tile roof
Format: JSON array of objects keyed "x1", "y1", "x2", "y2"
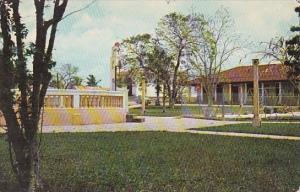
[
  {"x1": 191, "y1": 64, "x2": 289, "y2": 85},
  {"x1": 220, "y1": 64, "x2": 288, "y2": 83}
]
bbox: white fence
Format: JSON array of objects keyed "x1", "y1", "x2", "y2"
[{"x1": 44, "y1": 89, "x2": 128, "y2": 111}]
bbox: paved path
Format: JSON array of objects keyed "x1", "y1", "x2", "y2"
[
  {"x1": 40, "y1": 116, "x2": 300, "y2": 141},
  {"x1": 186, "y1": 130, "x2": 300, "y2": 141},
  {"x1": 43, "y1": 116, "x2": 239, "y2": 133}
]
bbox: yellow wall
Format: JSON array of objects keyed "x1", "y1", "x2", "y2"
[{"x1": 43, "y1": 108, "x2": 126, "y2": 126}]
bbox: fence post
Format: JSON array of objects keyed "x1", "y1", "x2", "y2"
[
  {"x1": 252, "y1": 59, "x2": 261, "y2": 127},
  {"x1": 123, "y1": 89, "x2": 129, "y2": 113}
]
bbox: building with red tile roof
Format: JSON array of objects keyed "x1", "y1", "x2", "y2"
[{"x1": 190, "y1": 64, "x2": 299, "y2": 106}]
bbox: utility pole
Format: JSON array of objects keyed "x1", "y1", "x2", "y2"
[{"x1": 252, "y1": 59, "x2": 261, "y2": 127}]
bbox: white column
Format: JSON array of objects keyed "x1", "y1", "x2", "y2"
[
  {"x1": 73, "y1": 93, "x2": 80, "y2": 108},
  {"x1": 123, "y1": 89, "x2": 129, "y2": 112},
  {"x1": 278, "y1": 82, "x2": 282, "y2": 104},
  {"x1": 59, "y1": 96, "x2": 64, "y2": 108},
  {"x1": 244, "y1": 83, "x2": 247, "y2": 104},
  {"x1": 261, "y1": 82, "x2": 264, "y2": 105},
  {"x1": 239, "y1": 84, "x2": 243, "y2": 105},
  {"x1": 228, "y1": 83, "x2": 232, "y2": 104}
]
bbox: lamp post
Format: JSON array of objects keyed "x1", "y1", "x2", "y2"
[
  {"x1": 252, "y1": 59, "x2": 261, "y2": 127},
  {"x1": 114, "y1": 43, "x2": 121, "y2": 91}
]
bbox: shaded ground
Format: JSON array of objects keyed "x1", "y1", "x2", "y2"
[
  {"x1": 190, "y1": 122, "x2": 300, "y2": 137},
  {"x1": 0, "y1": 132, "x2": 299, "y2": 192}
]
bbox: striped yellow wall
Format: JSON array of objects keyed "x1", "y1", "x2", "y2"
[
  {"x1": 42, "y1": 108, "x2": 126, "y2": 126},
  {"x1": 0, "y1": 108, "x2": 126, "y2": 127}
]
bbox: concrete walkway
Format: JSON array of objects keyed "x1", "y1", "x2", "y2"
[
  {"x1": 43, "y1": 116, "x2": 239, "y2": 133},
  {"x1": 186, "y1": 130, "x2": 300, "y2": 141},
  {"x1": 40, "y1": 116, "x2": 300, "y2": 141}
]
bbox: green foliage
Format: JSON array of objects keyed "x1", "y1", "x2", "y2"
[
  {"x1": 121, "y1": 33, "x2": 154, "y2": 82},
  {"x1": 73, "y1": 76, "x2": 83, "y2": 86},
  {"x1": 0, "y1": 132, "x2": 299, "y2": 191},
  {"x1": 50, "y1": 63, "x2": 82, "y2": 89},
  {"x1": 86, "y1": 74, "x2": 100, "y2": 87},
  {"x1": 156, "y1": 12, "x2": 196, "y2": 54},
  {"x1": 285, "y1": 4, "x2": 300, "y2": 90}
]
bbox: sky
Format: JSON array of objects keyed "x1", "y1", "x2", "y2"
[{"x1": 19, "y1": 0, "x2": 298, "y2": 87}]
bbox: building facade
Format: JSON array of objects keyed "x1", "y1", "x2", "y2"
[{"x1": 190, "y1": 64, "x2": 300, "y2": 106}]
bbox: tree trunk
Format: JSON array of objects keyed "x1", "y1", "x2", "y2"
[
  {"x1": 162, "y1": 84, "x2": 166, "y2": 113},
  {"x1": 5, "y1": 116, "x2": 43, "y2": 192},
  {"x1": 203, "y1": 84, "x2": 215, "y2": 119},
  {"x1": 155, "y1": 79, "x2": 161, "y2": 106},
  {"x1": 170, "y1": 48, "x2": 183, "y2": 109},
  {"x1": 167, "y1": 84, "x2": 172, "y2": 108}
]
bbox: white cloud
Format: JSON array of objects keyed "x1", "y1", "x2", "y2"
[{"x1": 16, "y1": 0, "x2": 299, "y2": 87}]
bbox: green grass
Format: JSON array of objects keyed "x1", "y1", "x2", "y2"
[
  {"x1": 129, "y1": 105, "x2": 253, "y2": 117},
  {"x1": 190, "y1": 123, "x2": 300, "y2": 137},
  {"x1": 129, "y1": 105, "x2": 201, "y2": 117},
  {"x1": 0, "y1": 132, "x2": 299, "y2": 191}
]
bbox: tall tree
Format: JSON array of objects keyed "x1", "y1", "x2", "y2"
[
  {"x1": 147, "y1": 39, "x2": 173, "y2": 108},
  {"x1": 121, "y1": 34, "x2": 174, "y2": 109},
  {"x1": 259, "y1": 36, "x2": 289, "y2": 64},
  {"x1": 259, "y1": 5, "x2": 300, "y2": 93},
  {"x1": 190, "y1": 8, "x2": 241, "y2": 109},
  {"x1": 156, "y1": 12, "x2": 196, "y2": 108},
  {"x1": 121, "y1": 33, "x2": 153, "y2": 80},
  {"x1": 285, "y1": 4, "x2": 300, "y2": 92},
  {"x1": 86, "y1": 74, "x2": 100, "y2": 86},
  {"x1": 0, "y1": 0, "x2": 68, "y2": 191},
  {"x1": 50, "y1": 63, "x2": 82, "y2": 89}
]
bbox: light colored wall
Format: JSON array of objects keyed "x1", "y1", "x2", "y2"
[
  {"x1": 0, "y1": 89, "x2": 128, "y2": 127},
  {"x1": 43, "y1": 108, "x2": 126, "y2": 126},
  {"x1": 132, "y1": 83, "x2": 163, "y2": 98},
  {"x1": 191, "y1": 86, "x2": 197, "y2": 97}
]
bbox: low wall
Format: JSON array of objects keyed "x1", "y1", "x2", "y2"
[
  {"x1": 43, "y1": 108, "x2": 126, "y2": 126},
  {"x1": 0, "y1": 89, "x2": 129, "y2": 127},
  {"x1": 0, "y1": 108, "x2": 126, "y2": 127}
]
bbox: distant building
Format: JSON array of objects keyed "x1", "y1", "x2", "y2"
[{"x1": 190, "y1": 64, "x2": 300, "y2": 106}]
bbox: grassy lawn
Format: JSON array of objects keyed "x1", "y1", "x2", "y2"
[
  {"x1": 129, "y1": 105, "x2": 202, "y2": 117},
  {"x1": 129, "y1": 105, "x2": 252, "y2": 117},
  {"x1": 190, "y1": 123, "x2": 300, "y2": 137},
  {"x1": 0, "y1": 132, "x2": 299, "y2": 192}
]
